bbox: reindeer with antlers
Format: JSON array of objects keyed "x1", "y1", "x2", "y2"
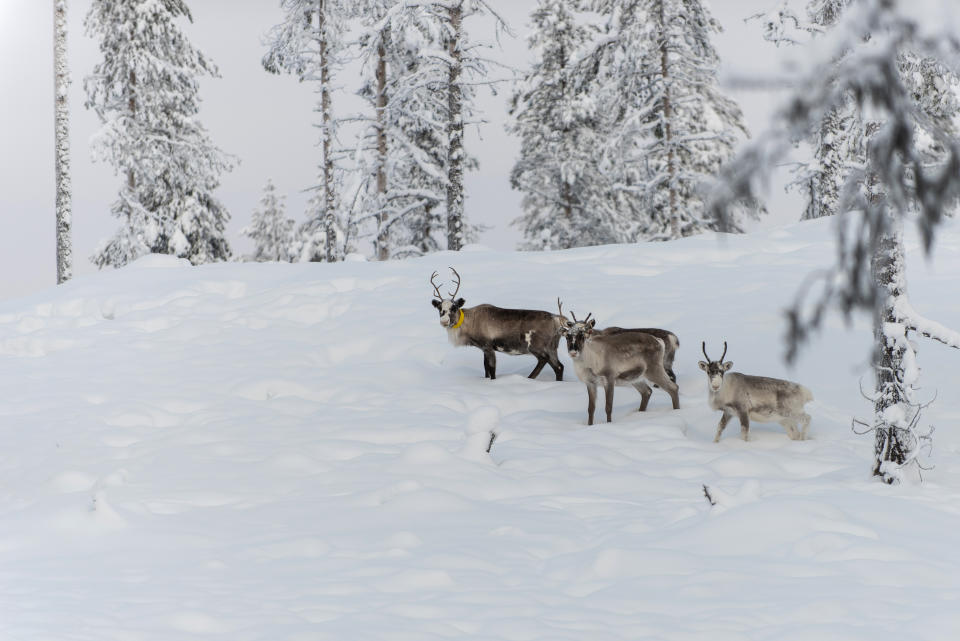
[
  {"x1": 557, "y1": 300, "x2": 680, "y2": 425},
  {"x1": 699, "y1": 342, "x2": 813, "y2": 442},
  {"x1": 430, "y1": 268, "x2": 564, "y2": 381}
]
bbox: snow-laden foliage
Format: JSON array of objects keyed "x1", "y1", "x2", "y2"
[
  {"x1": 711, "y1": 0, "x2": 960, "y2": 483},
  {"x1": 508, "y1": 0, "x2": 620, "y2": 249},
  {"x1": 582, "y1": 0, "x2": 760, "y2": 241},
  {"x1": 264, "y1": 0, "x2": 349, "y2": 263},
  {"x1": 346, "y1": 2, "x2": 451, "y2": 259},
  {"x1": 54, "y1": 0, "x2": 72, "y2": 283},
  {"x1": 85, "y1": 0, "x2": 234, "y2": 268},
  {"x1": 343, "y1": 1, "x2": 500, "y2": 256},
  {"x1": 241, "y1": 180, "x2": 296, "y2": 263}
]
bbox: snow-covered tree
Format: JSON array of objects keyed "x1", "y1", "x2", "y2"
[
  {"x1": 242, "y1": 180, "x2": 296, "y2": 262},
  {"x1": 392, "y1": 1, "x2": 507, "y2": 252},
  {"x1": 85, "y1": 0, "x2": 234, "y2": 268},
  {"x1": 54, "y1": 0, "x2": 72, "y2": 283},
  {"x1": 344, "y1": 1, "x2": 494, "y2": 256},
  {"x1": 264, "y1": 0, "x2": 349, "y2": 263},
  {"x1": 584, "y1": 0, "x2": 759, "y2": 240},
  {"x1": 508, "y1": 0, "x2": 620, "y2": 249},
  {"x1": 710, "y1": 0, "x2": 960, "y2": 484}
]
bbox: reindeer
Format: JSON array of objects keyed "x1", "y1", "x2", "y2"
[
  {"x1": 555, "y1": 303, "x2": 680, "y2": 383},
  {"x1": 699, "y1": 342, "x2": 813, "y2": 442},
  {"x1": 557, "y1": 301, "x2": 680, "y2": 425},
  {"x1": 430, "y1": 268, "x2": 564, "y2": 381}
]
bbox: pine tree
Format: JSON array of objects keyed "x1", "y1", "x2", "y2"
[
  {"x1": 585, "y1": 0, "x2": 758, "y2": 240},
  {"x1": 85, "y1": 0, "x2": 233, "y2": 268},
  {"x1": 264, "y1": 0, "x2": 348, "y2": 263},
  {"x1": 508, "y1": 0, "x2": 619, "y2": 249},
  {"x1": 54, "y1": 0, "x2": 72, "y2": 282},
  {"x1": 242, "y1": 180, "x2": 296, "y2": 262},
  {"x1": 711, "y1": 0, "x2": 960, "y2": 484}
]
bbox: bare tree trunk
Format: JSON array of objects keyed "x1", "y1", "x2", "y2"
[
  {"x1": 375, "y1": 32, "x2": 389, "y2": 261},
  {"x1": 318, "y1": 0, "x2": 337, "y2": 263},
  {"x1": 658, "y1": 0, "x2": 678, "y2": 239},
  {"x1": 54, "y1": 0, "x2": 72, "y2": 283},
  {"x1": 446, "y1": 2, "x2": 464, "y2": 252}
]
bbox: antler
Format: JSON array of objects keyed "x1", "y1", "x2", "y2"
[
  {"x1": 583, "y1": 312, "x2": 593, "y2": 323},
  {"x1": 702, "y1": 341, "x2": 728, "y2": 362},
  {"x1": 430, "y1": 271, "x2": 443, "y2": 300},
  {"x1": 448, "y1": 267, "x2": 461, "y2": 298},
  {"x1": 702, "y1": 341, "x2": 710, "y2": 361},
  {"x1": 720, "y1": 341, "x2": 728, "y2": 362},
  {"x1": 557, "y1": 297, "x2": 566, "y2": 318}
]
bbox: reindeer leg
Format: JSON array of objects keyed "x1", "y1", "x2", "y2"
[
  {"x1": 798, "y1": 413, "x2": 811, "y2": 440},
  {"x1": 738, "y1": 410, "x2": 751, "y2": 441},
  {"x1": 528, "y1": 353, "x2": 548, "y2": 379},
  {"x1": 586, "y1": 383, "x2": 597, "y2": 426},
  {"x1": 547, "y1": 352, "x2": 564, "y2": 381},
  {"x1": 647, "y1": 365, "x2": 680, "y2": 410},
  {"x1": 714, "y1": 411, "x2": 732, "y2": 442},
  {"x1": 633, "y1": 382, "x2": 653, "y2": 411},
  {"x1": 780, "y1": 419, "x2": 800, "y2": 440},
  {"x1": 604, "y1": 379, "x2": 615, "y2": 423},
  {"x1": 483, "y1": 349, "x2": 496, "y2": 380}
]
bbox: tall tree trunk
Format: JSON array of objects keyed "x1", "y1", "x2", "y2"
[
  {"x1": 446, "y1": 2, "x2": 464, "y2": 252},
  {"x1": 127, "y1": 69, "x2": 136, "y2": 194},
  {"x1": 870, "y1": 214, "x2": 912, "y2": 482},
  {"x1": 658, "y1": 0, "x2": 678, "y2": 239},
  {"x1": 54, "y1": 0, "x2": 72, "y2": 283},
  {"x1": 375, "y1": 32, "x2": 389, "y2": 261},
  {"x1": 318, "y1": 0, "x2": 337, "y2": 263}
]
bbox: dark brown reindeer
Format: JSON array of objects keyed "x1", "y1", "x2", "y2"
[
  {"x1": 558, "y1": 301, "x2": 680, "y2": 425},
  {"x1": 430, "y1": 268, "x2": 564, "y2": 381},
  {"x1": 699, "y1": 342, "x2": 813, "y2": 442}
]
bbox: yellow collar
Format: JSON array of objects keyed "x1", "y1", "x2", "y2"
[{"x1": 452, "y1": 308, "x2": 465, "y2": 329}]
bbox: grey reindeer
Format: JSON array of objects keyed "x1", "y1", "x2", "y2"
[
  {"x1": 555, "y1": 299, "x2": 680, "y2": 383},
  {"x1": 699, "y1": 342, "x2": 813, "y2": 442},
  {"x1": 430, "y1": 268, "x2": 564, "y2": 380},
  {"x1": 558, "y1": 301, "x2": 680, "y2": 425}
]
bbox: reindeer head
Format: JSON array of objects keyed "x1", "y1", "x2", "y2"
[
  {"x1": 430, "y1": 267, "x2": 466, "y2": 328},
  {"x1": 699, "y1": 341, "x2": 733, "y2": 391},
  {"x1": 557, "y1": 298, "x2": 596, "y2": 358}
]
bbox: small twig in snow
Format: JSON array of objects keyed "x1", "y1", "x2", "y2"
[{"x1": 702, "y1": 484, "x2": 717, "y2": 507}]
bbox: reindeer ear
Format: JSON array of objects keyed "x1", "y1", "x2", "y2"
[
  {"x1": 431, "y1": 299, "x2": 442, "y2": 309},
  {"x1": 698, "y1": 361, "x2": 708, "y2": 371},
  {"x1": 455, "y1": 298, "x2": 466, "y2": 307},
  {"x1": 587, "y1": 319, "x2": 596, "y2": 329},
  {"x1": 723, "y1": 361, "x2": 733, "y2": 371}
]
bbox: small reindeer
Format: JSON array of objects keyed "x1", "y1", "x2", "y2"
[
  {"x1": 558, "y1": 301, "x2": 680, "y2": 425},
  {"x1": 430, "y1": 268, "x2": 564, "y2": 381},
  {"x1": 699, "y1": 342, "x2": 813, "y2": 442}
]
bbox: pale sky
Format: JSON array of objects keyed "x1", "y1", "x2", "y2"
[{"x1": 0, "y1": 0, "x2": 796, "y2": 301}]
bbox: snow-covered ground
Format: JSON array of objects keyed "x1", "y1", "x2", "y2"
[{"x1": 2, "y1": 218, "x2": 959, "y2": 640}]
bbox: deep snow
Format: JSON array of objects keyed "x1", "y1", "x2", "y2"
[{"x1": 1, "y1": 218, "x2": 959, "y2": 640}]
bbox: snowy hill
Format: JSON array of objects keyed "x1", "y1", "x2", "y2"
[{"x1": 2, "y1": 218, "x2": 960, "y2": 640}]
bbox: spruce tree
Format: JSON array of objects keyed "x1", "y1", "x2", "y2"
[
  {"x1": 85, "y1": 0, "x2": 233, "y2": 268},
  {"x1": 586, "y1": 0, "x2": 758, "y2": 240},
  {"x1": 509, "y1": 0, "x2": 618, "y2": 249},
  {"x1": 242, "y1": 180, "x2": 296, "y2": 262}
]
